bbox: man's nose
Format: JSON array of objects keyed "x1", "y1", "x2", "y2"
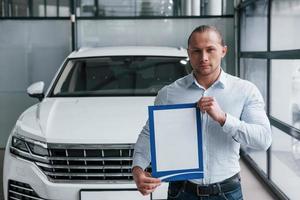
[{"x1": 200, "y1": 51, "x2": 208, "y2": 61}]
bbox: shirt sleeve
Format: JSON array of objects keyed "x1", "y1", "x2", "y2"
[
  {"x1": 132, "y1": 88, "x2": 168, "y2": 170},
  {"x1": 222, "y1": 84, "x2": 272, "y2": 150}
]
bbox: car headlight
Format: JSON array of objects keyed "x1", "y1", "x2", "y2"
[
  {"x1": 10, "y1": 135, "x2": 50, "y2": 164},
  {"x1": 27, "y1": 142, "x2": 49, "y2": 156},
  {"x1": 11, "y1": 137, "x2": 29, "y2": 152}
]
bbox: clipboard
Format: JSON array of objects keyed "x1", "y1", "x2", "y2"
[{"x1": 148, "y1": 103, "x2": 204, "y2": 182}]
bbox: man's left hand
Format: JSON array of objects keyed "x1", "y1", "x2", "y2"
[{"x1": 197, "y1": 96, "x2": 226, "y2": 126}]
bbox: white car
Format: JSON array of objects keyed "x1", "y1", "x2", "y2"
[{"x1": 3, "y1": 46, "x2": 190, "y2": 200}]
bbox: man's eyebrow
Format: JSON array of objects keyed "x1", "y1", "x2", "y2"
[
  {"x1": 206, "y1": 45, "x2": 218, "y2": 48},
  {"x1": 189, "y1": 45, "x2": 217, "y2": 50}
]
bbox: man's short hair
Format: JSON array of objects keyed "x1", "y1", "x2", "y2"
[{"x1": 188, "y1": 25, "x2": 225, "y2": 47}]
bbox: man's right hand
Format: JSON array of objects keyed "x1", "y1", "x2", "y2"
[{"x1": 132, "y1": 166, "x2": 161, "y2": 196}]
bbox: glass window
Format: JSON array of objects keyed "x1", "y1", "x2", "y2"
[
  {"x1": 1, "y1": 0, "x2": 69, "y2": 17},
  {"x1": 240, "y1": 0, "x2": 268, "y2": 51},
  {"x1": 223, "y1": 0, "x2": 234, "y2": 15},
  {"x1": 240, "y1": 58, "x2": 268, "y2": 172},
  {"x1": 76, "y1": 0, "x2": 174, "y2": 17},
  {"x1": 271, "y1": 0, "x2": 300, "y2": 50},
  {"x1": 271, "y1": 60, "x2": 300, "y2": 129},
  {"x1": 51, "y1": 56, "x2": 190, "y2": 96},
  {"x1": 32, "y1": 0, "x2": 45, "y2": 17},
  {"x1": 58, "y1": 0, "x2": 69, "y2": 16},
  {"x1": 76, "y1": 18, "x2": 235, "y2": 74},
  {"x1": 46, "y1": 0, "x2": 57, "y2": 17},
  {"x1": 271, "y1": 126, "x2": 300, "y2": 199},
  {"x1": 1, "y1": 0, "x2": 233, "y2": 18},
  {"x1": 11, "y1": 0, "x2": 28, "y2": 17},
  {"x1": 240, "y1": 58, "x2": 267, "y2": 103},
  {"x1": 98, "y1": 0, "x2": 136, "y2": 17},
  {"x1": 0, "y1": 0, "x2": 4, "y2": 17},
  {"x1": 77, "y1": 0, "x2": 94, "y2": 17},
  {"x1": 76, "y1": 0, "x2": 232, "y2": 17}
]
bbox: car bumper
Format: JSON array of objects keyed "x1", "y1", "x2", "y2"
[{"x1": 3, "y1": 148, "x2": 168, "y2": 200}]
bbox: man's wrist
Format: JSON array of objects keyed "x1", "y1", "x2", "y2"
[
  {"x1": 132, "y1": 166, "x2": 143, "y2": 176},
  {"x1": 219, "y1": 112, "x2": 227, "y2": 126},
  {"x1": 132, "y1": 166, "x2": 144, "y2": 183}
]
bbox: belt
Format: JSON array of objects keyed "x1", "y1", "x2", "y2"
[{"x1": 183, "y1": 173, "x2": 241, "y2": 196}]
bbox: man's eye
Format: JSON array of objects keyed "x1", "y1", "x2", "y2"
[
  {"x1": 191, "y1": 50, "x2": 201, "y2": 54},
  {"x1": 207, "y1": 49, "x2": 215, "y2": 52}
]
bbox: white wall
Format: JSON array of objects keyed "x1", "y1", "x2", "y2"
[{"x1": 0, "y1": 20, "x2": 71, "y2": 147}]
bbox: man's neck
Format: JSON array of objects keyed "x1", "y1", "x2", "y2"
[{"x1": 194, "y1": 68, "x2": 221, "y2": 89}]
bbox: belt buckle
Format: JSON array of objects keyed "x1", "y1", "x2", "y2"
[{"x1": 196, "y1": 185, "x2": 210, "y2": 197}]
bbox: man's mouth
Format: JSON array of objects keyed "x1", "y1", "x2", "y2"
[{"x1": 199, "y1": 64, "x2": 210, "y2": 68}]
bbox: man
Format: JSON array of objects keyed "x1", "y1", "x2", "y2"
[{"x1": 132, "y1": 25, "x2": 272, "y2": 200}]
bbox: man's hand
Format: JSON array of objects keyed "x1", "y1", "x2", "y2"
[
  {"x1": 132, "y1": 166, "x2": 161, "y2": 196},
  {"x1": 197, "y1": 96, "x2": 226, "y2": 126}
]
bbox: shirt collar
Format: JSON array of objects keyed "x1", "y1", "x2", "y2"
[
  {"x1": 186, "y1": 69, "x2": 227, "y2": 89},
  {"x1": 185, "y1": 72, "x2": 196, "y2": 88},
  {"x1": 214, "y1": 69, "x2": 227, "y2": 89}
]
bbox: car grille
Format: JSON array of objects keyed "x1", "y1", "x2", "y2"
[
  {"x1": 36, "y1": 144, "x2": 135, "y2": 182},
  {"x1": 8, "y1": 180, "x2": 47, "y2": 200}
]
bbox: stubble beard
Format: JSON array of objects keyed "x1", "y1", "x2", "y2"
[{"x1": 194, "y1": 64, "x2": 220, "y2": 78}]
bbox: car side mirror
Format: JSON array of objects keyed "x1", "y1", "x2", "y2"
[{"x1": 27, "y1": 81, "x2": 45, "y2": 101}]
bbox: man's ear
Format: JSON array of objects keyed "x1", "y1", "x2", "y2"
[{"x1": 221, "y1": 45, "x2": 228, "y2": 58}]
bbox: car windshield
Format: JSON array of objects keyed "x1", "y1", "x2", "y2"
[{"x1": 50, "y1": 56, "x2": 190, "y2": 97}]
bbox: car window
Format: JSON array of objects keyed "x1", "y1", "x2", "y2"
[{"x1": 51, "y1": 56, "x2": 190, "y2": 96}]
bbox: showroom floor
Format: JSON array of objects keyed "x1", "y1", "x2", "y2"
[
  {"x1": 0, "y1": 149, "x2": 275, "y2": 200},
  {"x1": 239, "y1": 160, "x2": 276, "y2": 200}
]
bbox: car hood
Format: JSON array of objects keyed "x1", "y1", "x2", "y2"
[{"x1": 16, "y1": 97, "x2": 154, "y2": 144}]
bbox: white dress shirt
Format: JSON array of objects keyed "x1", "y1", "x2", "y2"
[{"x1": 132, "y1": 70, "x2": 272, "y2": 184}]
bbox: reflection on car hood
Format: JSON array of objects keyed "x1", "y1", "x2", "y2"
[{"x1": 16, "y1": 97, "x2": 154, "y2": 144}]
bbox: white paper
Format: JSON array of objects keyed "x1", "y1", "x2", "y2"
[{"x1": 153, "y1": 107, "x2": 199, "y2": 172}]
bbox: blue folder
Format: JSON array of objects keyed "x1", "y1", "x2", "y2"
[{"x1": 148, "y1": 103, "x2": 204, "y2": 182}]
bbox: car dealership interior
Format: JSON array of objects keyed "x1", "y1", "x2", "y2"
[{"x1": 0, "y1": 0, "x2": 300, "y2": 200}]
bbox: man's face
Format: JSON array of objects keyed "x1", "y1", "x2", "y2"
[{"x1": 187, "y1": 31, "x2": 227, "y2": 77}]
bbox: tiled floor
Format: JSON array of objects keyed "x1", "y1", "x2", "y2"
[{"x1": 0, "y1": 149, "x2": 276, "y2": 200}]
